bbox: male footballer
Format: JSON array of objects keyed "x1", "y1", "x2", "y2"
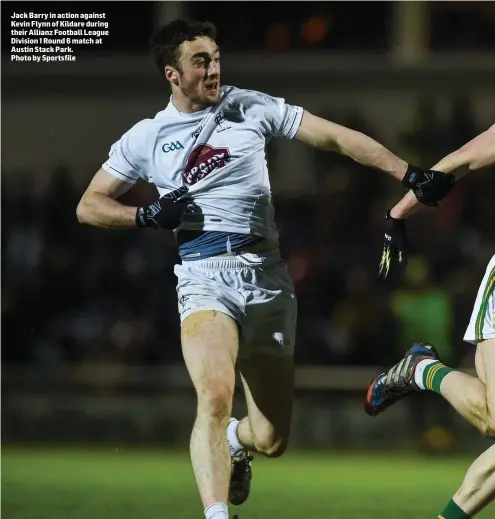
[
  {"x1": 366, "y1": 123, "x2": 495, "y2": 519},
  {"x1": 77, "y1": 19, "x2": 453, "y2": 519}
]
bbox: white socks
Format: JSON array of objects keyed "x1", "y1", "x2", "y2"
[
  {"x1": 414, "y1": 359, "x2": 437, "y2": 390},
  {"x1": 227, "y1": 418, "x2": 244, "y2": 457},
  {"x1": 204, "y1": 502, "x2": 228, "y2": 519}
]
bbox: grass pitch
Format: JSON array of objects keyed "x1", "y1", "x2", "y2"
[{"x1": 2, "y1": 446, "x2": 492, "y2": 519}]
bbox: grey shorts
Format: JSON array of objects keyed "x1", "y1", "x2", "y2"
[{"x1": 174, "y1": 249, "x2": 297, "y2": 358}]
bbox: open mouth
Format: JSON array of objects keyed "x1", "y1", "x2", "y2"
[{"x1": 205, "y1": 82, "x2": 218, "y2": 95}]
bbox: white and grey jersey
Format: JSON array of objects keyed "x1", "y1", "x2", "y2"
[{"x1": 102, "y1": 85, "x2": 304, "y2": 243}]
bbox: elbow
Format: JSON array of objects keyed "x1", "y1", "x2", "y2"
[
  {"x1": 318, "y1": 135, "x2": 340, "y2": 153},
  {"x1": 76, "y1": 198, "x2": 90, "y2": 225}
]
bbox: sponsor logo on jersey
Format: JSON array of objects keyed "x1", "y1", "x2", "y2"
[
  {"x1": 192, "y1": 127, "x2": 203, "y2": 140},
  {"x1": 215, "y1": 111, "x2": 231, "y2": 133},
  {"x1": 182, "y1": 144, "x2": 231, "y2": 185},
  {"x1": 162, "y1": 141, "x2": 184, "y2": 153}
]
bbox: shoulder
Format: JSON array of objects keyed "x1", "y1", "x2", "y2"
[
  {"x1": 125, "y1": 104, "x2": 178, "y2": 137},
  {"x1": 123, "y1": 110, "x2": 177, "y2": 148},
  {"x1": 222, "y1": 85, "x2": 281, "y2": 109},
  {"x1": 124, "y1": 117, "x2": 156, "y2": 140},
  {"x1": 110, "y1": 117, "x2": 160, "y2": 164},
  {"x1": 221, "y1": 87, "x2": 291, "y2": 127}
]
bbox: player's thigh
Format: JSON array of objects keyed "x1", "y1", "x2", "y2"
[
  {"x1": 237, "y1": 353, "x2": 295, "y2": 449},
  {"x1": 475, "y1": 344, "x2": 487, "y2": 385},
  {"x1": 477, "y1": 338, "x2": 495, "y2": 415},
  {"x1": 242, "y1": 257, "x2": 297, "y2": 357},
  {"x1": 181, "y1": 310, "x2": 240, "y2": 404}
]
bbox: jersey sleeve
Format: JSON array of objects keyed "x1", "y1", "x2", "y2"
[
  {"x1": 251, "y1": 90, "x2": 303, "y2": 140},
  {"x1": 102, "y1": 121, "x2": 150, "y2": 184}
]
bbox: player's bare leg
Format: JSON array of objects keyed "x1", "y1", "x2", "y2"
[
  {"x1": 429, "y1": 339, "x2": 495, "y2": 437},
  {"x1": 433, "y1": 339, "x2": 495, "y2": 518},
  {"x1": 226, "y1": 353, "x2": 294, "y2": 504},
  {"x1": 237, "y1": 353, "x2": 294, "y2": 455},
  {"x1": 181, "y1": 310, "x2": 239, "y2": 519},
  {"x1": 366, "y1": 340, "x2": 495, "y2": 439},
  {"x1": 437, "y1": 444, "x2": 495, "y2": 518}
]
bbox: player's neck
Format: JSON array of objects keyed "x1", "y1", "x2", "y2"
[{"x1": 171, "y1": 92, "x2": 209, "y2": 115}]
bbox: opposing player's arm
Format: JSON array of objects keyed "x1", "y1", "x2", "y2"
[
  {"x1": 434, "y1": 123, "x2": 495, "y2": 173},
  {"x1": 295, "y1": 111, "x2": 407, "y2": 180},
  {"x1": 391, "y1": 123, "x2": 495, "y2": 219},
  {"x1": 76, "y1": 168, "x2": 138, "y2": 228}
]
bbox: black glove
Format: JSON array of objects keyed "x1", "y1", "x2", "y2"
[
  {"x1": 136, "y1": 186, "x2": 189, "y2": 230},
  {"x1": 377, "y1": 210, "x2": 407, "y2": 280},
  {"x1": 402, "y1": 164, "x2": 455, "y2": 207}
]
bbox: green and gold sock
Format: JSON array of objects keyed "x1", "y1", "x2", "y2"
[
  {"x1": 438, "y1": 498, "x2": 470, "y2": 519},
  {"x1": 422, "y1": 361, "x2": 454, "y2": 394}
]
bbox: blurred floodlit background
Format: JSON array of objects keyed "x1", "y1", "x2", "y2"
[{"x1": 2, "y1": 0, "x2": 495, "y2": 468}]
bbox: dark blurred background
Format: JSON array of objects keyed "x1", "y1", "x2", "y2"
[{"x1": 2, "y1": 1, "x2": 495, "y2": 452}]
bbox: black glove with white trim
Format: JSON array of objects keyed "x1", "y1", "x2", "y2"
[
  {"x1": 136, "y1": 186, "x2": 189, "y2": 230},
  {"x1": 402, "y1": 164, "x2": 455, "y2": 207}
]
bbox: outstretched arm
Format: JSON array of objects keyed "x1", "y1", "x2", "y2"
[
  {"x1": 295, "y1": 111, "x2": 408, "y2": 180},
  {"x1": 295, "y1": 111, "x2": 454, "y2": 207},
  {"x1": 391, "y1": 123, "x2": 495, "y2": 219}
]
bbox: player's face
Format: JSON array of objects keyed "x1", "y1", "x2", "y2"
[{"x1": 176, "y1": 37, "x2": 221, "y2": 108}]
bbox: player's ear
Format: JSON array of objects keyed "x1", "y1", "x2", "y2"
[{"x1": 165, "y1": 66, "x2": 179, "y2": 85}]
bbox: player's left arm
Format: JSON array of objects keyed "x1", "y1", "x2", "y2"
[
  {"x1": 295, "y1": 111, "x2": 454, "y2": 207},
  {"x1": 295, "y1": 111, "x2": 409, "y2": 180}
]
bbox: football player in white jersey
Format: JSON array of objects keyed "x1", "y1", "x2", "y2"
[
  {"x1": 76, "y1": 19, "x2": 454, "y2": 519},
  {"x1": 366, "y1": 124, "x2": 495, "y2": 519}
]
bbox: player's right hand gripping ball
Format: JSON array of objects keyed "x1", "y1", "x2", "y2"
[
  {"x1": 377, "y1": 211, "x2": 407, "y2": 280},
  {"x1": 402, "y1": 164, "x2": 455, "y2": 206},
  {"x1": 136, "y1": 185, "x2": 189, "y2": 230}
]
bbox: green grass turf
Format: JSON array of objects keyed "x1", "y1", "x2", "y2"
[{"x1": 2, "y1": 447, "x2": 493, "y2": 519}]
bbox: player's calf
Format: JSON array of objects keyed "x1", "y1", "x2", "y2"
[
  {"x1": 416, "y1": 339, "x2": 495, "y2": 438},
  {"x1": 226, "y1": 416, "x2": 287, "y2": 506},
  {"x1": 439, "y1": 445, "x2": 495, "y2": 518}
]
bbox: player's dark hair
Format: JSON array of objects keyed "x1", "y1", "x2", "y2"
[{"x1": 150, "y1": 19, "x2": 217, "y2": 76}]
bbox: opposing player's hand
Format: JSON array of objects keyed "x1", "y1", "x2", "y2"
[
  {"x1": 402, "y1": 164, "x2": 455, "y2": 207},
  {"x1": 136, "y1": 185, "x2": 189, "y2": 230},
  {"x1": 377, "y1": 211, "x2": 407, "y2": 280}
]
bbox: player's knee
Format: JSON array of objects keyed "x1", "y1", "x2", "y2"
[
  {"x1": 476, "y1": 396, "x2": 495, "y2": 438},
  {"x1": 253, "y1": 427, "x2": 288, "y2": 458},
  {"x1": 480, "y1": 413, "x2": 495, "y2": 438},
  {"x1": 197, "y1": 381, "x2": 234, "y2": 421}
]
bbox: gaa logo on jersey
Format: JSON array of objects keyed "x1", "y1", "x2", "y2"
[
  {"x1": 182, "y1": 144, "x2": 231, "y2": 185},
  {"x1": 162, "y1": 141, "x2": 184, "y2": 153}
]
